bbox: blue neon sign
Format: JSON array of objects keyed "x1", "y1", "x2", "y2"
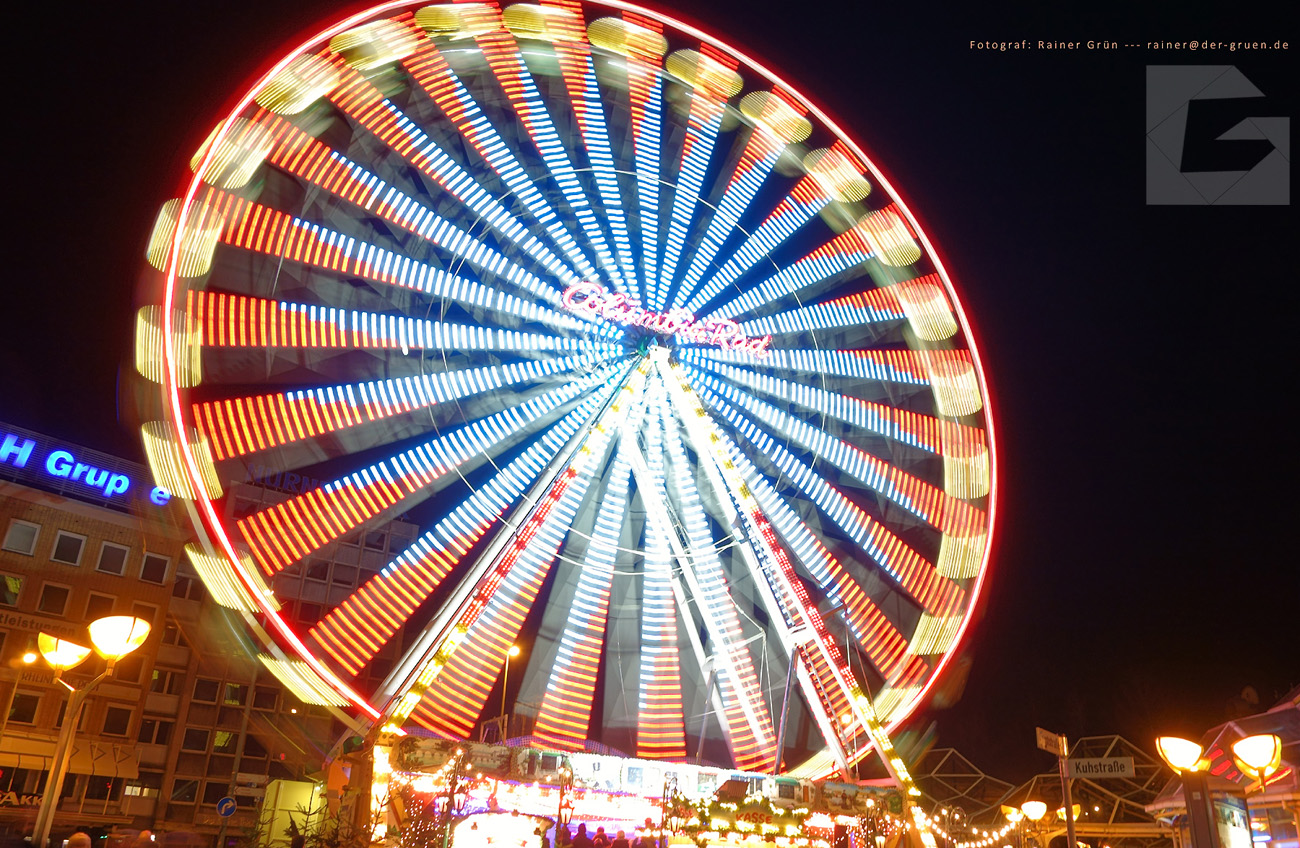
[{"x1": 1, "y1": 427, "x2": 171, "y2": 507}]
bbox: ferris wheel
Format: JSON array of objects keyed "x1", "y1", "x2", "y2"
[{"x1": 135, "y1": 0, "x2": 996, "y2": 780}]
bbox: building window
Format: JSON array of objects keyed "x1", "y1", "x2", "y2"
[
  {"x1": 150, "y1": 668, "x2": 183, "y2": 695},
  {"x1": 243, "y1": 735, "x2": 268, "y2": 758},
  {"x1": 161, "y1": 621, "x2": 187, "y2": 647},
  {"x1": 192, "y1": 678, "x2": 220, "y2": 703},
  {"x1": 138, "y1": 717, "x2": 174, "y2": 745},
  {"x1": 252, "y1": 686, "x2": 278, "y2": 711},
  {"x1": 1, "y1": 573, "x2": 22, "y2": 607},
  {"x1": 181, "y1": 729, "x2": 210, "y2": 752},
  {"x1": 223, "y1": 683, "x2": 247, "y2": 706},
  {"x1": 96, "y1": 542, "x2": 130, "y2": 575},
  {"x1": 171, "y1": 778, "x2": 199, "y2": 803},
  {"x1": 55, "y1": 700, "x2": 88, "y2": 732},
  {"x1": 124, "y1": 771, "x2": 163, "y2": 797},
  {"x1": 1, "y1": 766, "x2": 35, "y2": 794},
  {"x1": 84, "y1": 775, "x2": 123, "y2": 801},
  {"x1": 85, "y1": 592, "x2": 116, "y2": 621},
  {"x1": 203, "y1": 782, "x2": 231, "y2": 805},
  {"x1": 131, "y1": 601, "x2": 159, "y2": 629},
  {"x1": 140, "y1": 553, "x2": 170, "y2": 584},
  {"x1": 2, "y1": 520, "x2": 39, "y2": 555},
  {"x1": 50, "y1": 531, "x2": 86, "y2": 566},
  {"x1": 7, "y1": 692, "x2": 40, "y2": 724},
  {"x1": 173, "y1": 574, "x2": 205, "y2": 601},
  {"x1": 37, "y1": 583, "x2": 71, "y2": 616},
  {"x1": 102, "y1": 705, "x2": 133, "y2": 736},
  {"x1": 297, "y1": 602, "x2": 322, "y2": 625},
  {"x1": 213, "y1": 730, "x2": 239, "y2": 754},
  {"x1": 114, "y1": 652, "x2": 145, "y2": 684}
]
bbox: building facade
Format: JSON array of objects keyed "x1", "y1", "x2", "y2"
[{"x1": 1, "y1": 422, "x2": 414, "y2": 848}]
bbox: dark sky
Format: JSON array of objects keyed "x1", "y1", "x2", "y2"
[{"x1": 4, "y1": 0, "x2": 1295, "y2": 782}]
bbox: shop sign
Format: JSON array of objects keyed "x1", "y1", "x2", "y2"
[{"x1": 0, "y1": 427, "x2": 171, "y2": 506}]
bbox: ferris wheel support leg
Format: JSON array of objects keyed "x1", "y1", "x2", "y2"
[
  {"x1": 656, "y1": 357, "x2": 939, "y2": 803},
  {"x1": 654, "y1": 354, "x2": 859, "y2": 774},
  {"x1": 773, "y1": 649, "x2": 797, "y2": 775},
  {"x1": 620, "y1": 435, "x2": 747, "y2": 765},
  {"x1": 792, "y1": 660, "x2": 854, "y2": 778},
  {"x1": 695, "y1": 662, "x2": 717, "y2": 764}
]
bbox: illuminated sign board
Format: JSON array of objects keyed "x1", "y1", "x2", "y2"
[
  {"x1": 562, "y1": 283, "x2": 772, "y2": 358},
  {"x1": 0, "y1": 425, "x2": 171, "y2": 508}
]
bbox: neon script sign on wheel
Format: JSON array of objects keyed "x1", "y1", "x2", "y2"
[{"x1": 563, "y1": 284, "x2": 772, "y2": 358}]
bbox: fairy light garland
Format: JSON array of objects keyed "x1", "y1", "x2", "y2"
[{"x1": 919, "y1": 813, "x2": 1016, "y2": 848}]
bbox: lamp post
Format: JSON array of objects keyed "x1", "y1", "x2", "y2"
[
  {"x1": 1231, "y1": 734, "x2": 1283, "y2": 847},
  {"x1": 1001, "y1": 804, "x2": 1024, "y2": 848},
  {"x1": 1156, "y1": 736, "x2": 1219, "y2": 848},
  {"x1": 1019, "y1": 802, "x2": 1046, "y2": 848},
  {"x1": 28, "y1": 616, "x2": 151, "y2": 848}
]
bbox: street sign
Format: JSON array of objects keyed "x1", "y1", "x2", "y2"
[
  {"x1": 1067, "y1": 757, "x2": 1135, "y2": 779},
  {"x1": 216, "y1": 797, "x2": 237, "y2": 817},
  {"x1": 1036, "y1": 727, "x2": 1067, "y2": 757}
]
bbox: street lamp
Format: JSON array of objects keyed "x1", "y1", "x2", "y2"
[
  {"x1": 1232, "y1": 735, "x2": 1282, "y2": 791},
  {"x1": 1156, "y1": 737, "x2": 1207, "y2": 773},
  {"x1": 1156, "y1": 736, "x2": 1222, "y2": 848},
  {"x1": 1001, "y1": 805, "x2": 1024, "y2": 848},
  {"x1": 28, "y1": 615, "x2": 151, "y2": 848},
  {"x1": 501, "y1": 644, "x2": 521, "y2": 720},
  {"x1": 1017, "y1": 801, "x2": 1047, "y2": 848},
  {"x1": 1021, "y1": 802, "x2": 1047, "y2": 822},
  {"x1": 1231, "y1": 734, "x2": 1283, "y2": 846}
]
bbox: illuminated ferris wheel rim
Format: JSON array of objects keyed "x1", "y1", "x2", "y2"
[{"x1": 154, "y1": 0, "x2": 999, "y2": 764}]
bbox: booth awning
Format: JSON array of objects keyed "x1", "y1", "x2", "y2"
[
  {"x1": 69, "y1": 741, "x2": 140, "y2": 778},
  {"x1": 0, "y1": 733, "x2": 55, "y2": 770},
  {"x1": 0, "y1": 734, "x2": 138, "y2": 778}
]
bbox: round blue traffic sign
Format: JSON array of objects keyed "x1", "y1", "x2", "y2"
[{"x1": 216, "y1": 797, "x2": 237, "y2": 817}]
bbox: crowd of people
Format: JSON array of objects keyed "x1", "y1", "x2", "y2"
[{"x1": 554, "y1": 820, "x2": 660, "y2": 848}]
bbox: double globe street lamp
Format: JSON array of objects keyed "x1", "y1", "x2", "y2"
[
  {"x1": 26, "y1": 615, "x2": 152, "y2": 848},
  {"x1": 1004, "y1": 800, "x2": 1047, "y2": 848},
  {"x1": 1156, "y1": 733, "x2": 1284, "y2": 848}
]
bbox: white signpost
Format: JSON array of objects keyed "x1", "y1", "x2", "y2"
[
  {"x1": 1067, "y1": 757, "x2": 1136, "y2": 779},
  {"x1": 1036, "y1": 726, "x2": 1066, "y2": 757},
  {"x1": 1035, "y1": 728, "x2": 1077, "y2": 848}
]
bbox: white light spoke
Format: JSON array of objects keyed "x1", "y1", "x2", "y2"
[{"x1": 683, "y1": 177, "x2": 830, "y2": 314}]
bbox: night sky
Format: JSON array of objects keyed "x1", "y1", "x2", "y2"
[{"x1": 4, "y1": 0, "x2": 1295, "y2": 782}]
